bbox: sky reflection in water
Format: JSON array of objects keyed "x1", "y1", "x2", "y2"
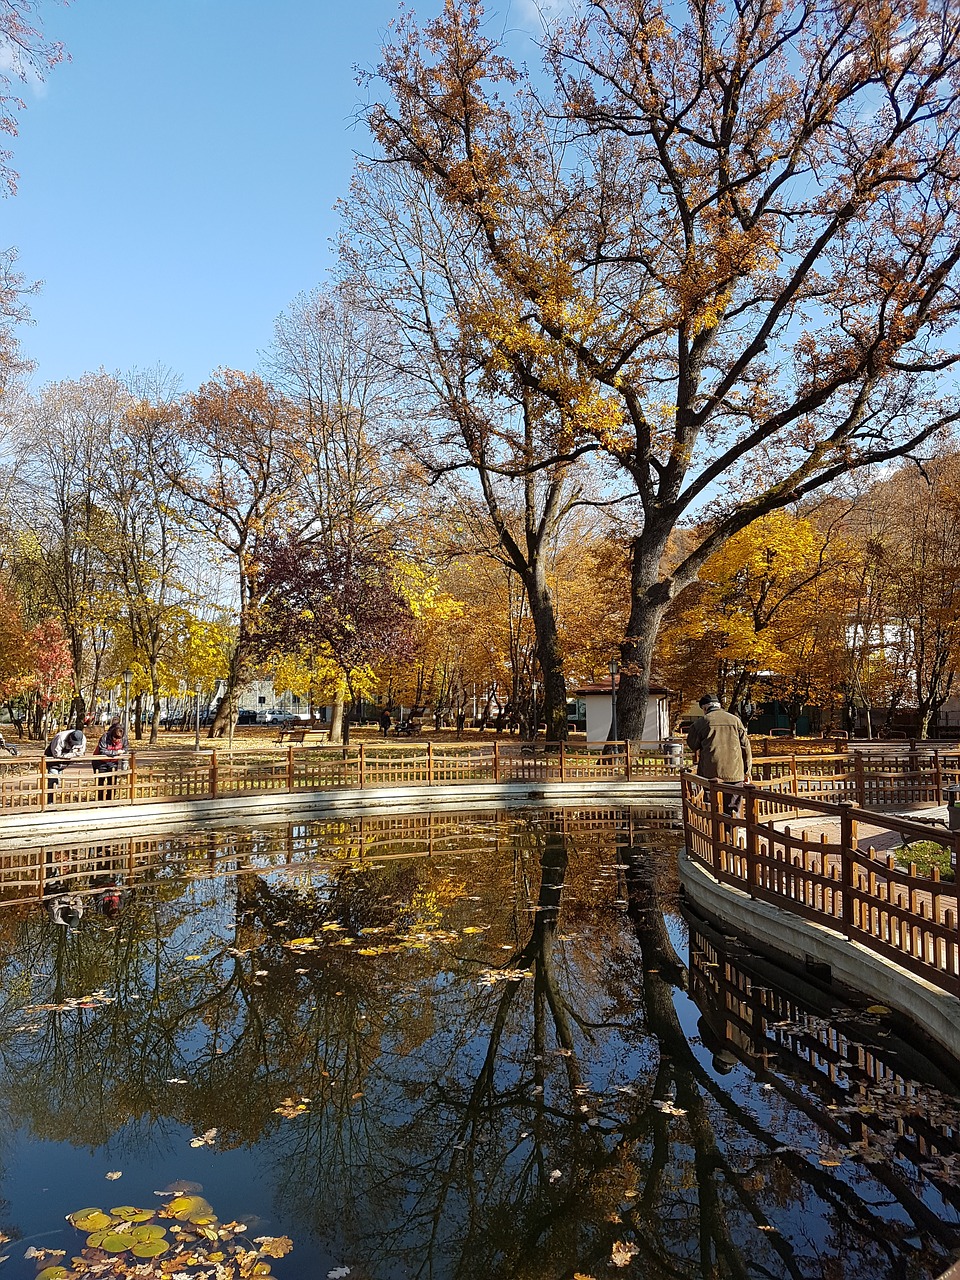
[{"x1": 1, "y1": 805, "x2": 959, "y2": 1280}]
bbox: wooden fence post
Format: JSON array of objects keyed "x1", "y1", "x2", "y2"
[
  {"x1": 839, "y1": 802, "x2": 855, "y2": 938},
  {"x1": 494, "y1": 741, "x2": 500, "y2": 783},
  {"x1": 709, "y1": 779, "x2": 722, "y2": 873},
  {"x1": 287, "y1": 745, "x2": 294, "y2": 792},
  {"x1": 128, "y1": 750, "x2": 137, "y2": 804},
  {"x1": 210, "y1": 750, "x2": 218, "y2": 800},
  {"x1": 427, "y1": 740, "x2": 433, "y2": 785},
  {"x1": 790, "y1": 753, "x2": 798, "y2": 796},
  {"x1": 39, "y1": 754, "x2": 46, "y2": 811},
  {"x1": 744, "y1": 786, "x2": 759, "y2": 895},
  {"x1": 854, "y1": 751, "x2": 865, "y2": 806},
  {"x1": 625, "y1": 738, "x2": 632, "y2": 781},
  {"x1": 359, "y1": 742, "x2": 365, "y2": 789},
  {"x1": 560, "y1": 741, "x2": 566, "y2": 783},
  {"x1": 933, "y1": 749, "x2": 943, "y2": 804}
]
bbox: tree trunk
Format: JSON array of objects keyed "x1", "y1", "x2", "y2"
[
  {"x1": 210, "y1": 636, "x2": 250, "y2": 739},
  {"x1": 329, "y1": 690, "x2": 346, "y2": 744},
  {"x1": 616, "y1": 529, "x2": 675, "y2": 741},
  {"x1": 148, "y1": 659, "x2": 161, "y2": 744},
  {"x1": 527, "y1": 571, "x2": 567, "y2": 740}
]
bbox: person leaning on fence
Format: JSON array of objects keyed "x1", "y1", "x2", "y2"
[
  {"x1": 44, "y1": 728, "x2": 87, "y2": 801},
  {"x1": 686, "y1": 694, "x2": 752, "y2": 817},
  {"x1": 93, "y1": 721, "x2": 127, "y2": 801}
]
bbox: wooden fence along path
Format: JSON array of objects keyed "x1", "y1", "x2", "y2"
[
  {"x1": 681, "y1": 768, "x2": 960, "y2": 999},
  {"x1": 0, "y1": 740, "x2": 688, "y2": 814}
]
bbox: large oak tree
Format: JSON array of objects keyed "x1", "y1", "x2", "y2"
[{"x1": 367, "y1": 0, "x2": 960, "y2": 737}]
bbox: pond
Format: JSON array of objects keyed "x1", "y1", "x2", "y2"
[{"x1": 1, "y1": 804, "x2": 959, "y2": 1280}]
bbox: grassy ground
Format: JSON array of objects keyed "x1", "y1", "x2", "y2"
[{"x1": 896, "y1": 839, "x2": 955, "y2": 879}]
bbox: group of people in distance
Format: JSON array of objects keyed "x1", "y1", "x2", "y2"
[{"x1": 44, "y1": 717, "x2": 129, "y2": 801}]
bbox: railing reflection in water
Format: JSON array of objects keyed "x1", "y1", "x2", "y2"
[
  {"x1": 0, "y1": 804, "x2": 682, "y2": 909},
  {"x1": 687, "y1": 911, "x2": 960, "y2": 1219}
]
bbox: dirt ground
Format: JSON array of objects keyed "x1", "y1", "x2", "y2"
[{"x1": 2, "y1": 723, "x2": 575, "y2": 762}]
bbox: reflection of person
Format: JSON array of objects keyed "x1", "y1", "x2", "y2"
[
  {"x1": 45, "y1": 892, "x2": 84, "y2": 928},
  {"x1": 92, "y1": 874, "x2": 123, "y2": 918},
  {"x1": 696, "y1": 1015, "x2": 738, "y2": 1074},
  {"x1": 45, "y1": 728, "x2": 87, "y2": 800},
  {"x1": 93, "y1": 722, "x2": 127, "y2": 800},
  {"x1": 686, "y1": 695, "x2": 752, "y2": 816}
]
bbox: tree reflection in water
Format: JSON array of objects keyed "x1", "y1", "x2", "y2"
[{"x1": 0, "y1": 808, "x2": 957, "y2": 1280}]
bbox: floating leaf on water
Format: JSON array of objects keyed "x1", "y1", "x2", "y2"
[
  {"x1": 867, "y1": 1004, "x2": 892, "y2": 1015},
  {"x1": 129, "y1": 1225, "x2": 166, "y2": 1242},
  {"x1": 168, "y1": 1194, "x2": 214, "y2": 1220},
  {"x1": 610, "y1": 1240, "x2": 639, "y2": 1267},
  {"x1": 36, "y1": 1269, "x2": 70, "y2": 1280},
  {"x1": 255, "y1": 1236, "x2": 293, "y2": 1258},
  {"x1": 328, "y1": 1268, "x2": 352, "y2": 1279},
  {"x1": 131, "y1": 1238, "x2": 169, "y2": 1258},
  {"x1": 548, "y1": 1169, "x2": 562, "y2": 1183},
  {"x1": 100, "y1": 1233, "x2": 134, "y2": 1252},
  {"x1": 104, "y1": 1170, "x2": 122, "y2": 1180},
  {"x1": 288, "y1": 936, "x2": 315, "y2": 946},
  {"x1": 184, "y1": 954, "x2": 202, "y2": 961},
  {"x1": 69, "y1": 1209, "x2": 113, "y2": 1231},
  {"x1": 110, "y1": 1206, "x2": 153, "y2": 1221}
]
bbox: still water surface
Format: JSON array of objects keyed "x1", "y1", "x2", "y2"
[{"x1": 1, "y1": 805, "x2": 959, "y2": 1279}]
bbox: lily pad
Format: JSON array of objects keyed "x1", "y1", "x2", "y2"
[
  {"x1": 100, "y1": 1232, "x2": 135, "y2": 1252},
  {"x1": 37, "y1": 1269, "x2": 70, "y2": 1280},
  {"x1": 110, "y1": 1205, "x2": 154, "y2": 1222},
  {"x1": 130, "y1": 1224, "x2": 167, "y2": 1243},
  {"x1": 168, "y1": 1194, "x2": 213, "y2": 1220},
  {"x1": 131, "y1": 1238, "x2": 169, "y2": 1258},
  {"x1": 69, "y1": 1208, "x2": 113, "y2": 1230}
]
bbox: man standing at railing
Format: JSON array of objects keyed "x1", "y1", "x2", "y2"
[{"x1": 687, "y1": 694, "x2": 752, "y2": 816}]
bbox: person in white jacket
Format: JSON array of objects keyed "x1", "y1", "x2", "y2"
[{"x1": 44, "y1": 728, "x2": 86, "y2": 800}]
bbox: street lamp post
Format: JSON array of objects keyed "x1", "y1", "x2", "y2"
[
  {"x1": 609, "y1": 658, "x2": 619, "y2": 744},
  {"x1": 122, "y1": 668, "x2": 133, "y2": 738}
]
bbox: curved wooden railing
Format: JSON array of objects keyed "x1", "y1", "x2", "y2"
[{"x1": 681, "y1": 771, "x2": 960, "y2": 997}]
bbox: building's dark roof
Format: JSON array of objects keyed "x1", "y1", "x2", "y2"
[{"x1": 572, "y1": 679, "x2": 671, "y2": 696}]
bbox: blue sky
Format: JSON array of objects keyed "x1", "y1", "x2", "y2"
[{"x1": 5, "y1": 0, "x2": 547, "y2": 392}]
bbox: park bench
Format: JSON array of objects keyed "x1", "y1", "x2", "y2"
[
  {"x1": 275, "y1": 726, "x2": 330, "y2": 745},
  {"x1": 393, "y1": 719, "x2": 423, "y2": 736}
]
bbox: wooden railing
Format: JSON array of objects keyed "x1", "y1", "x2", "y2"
[
  {"x1": 0, "y1": 740, "x2": 693, "y2": 815},
  {"x1": 681, "y1": 771, "x2": 960, "y2": 997}
]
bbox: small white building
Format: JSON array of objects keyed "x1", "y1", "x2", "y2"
[{"x1": 573, "y1": 678, "x2": 671, "y2": 745}]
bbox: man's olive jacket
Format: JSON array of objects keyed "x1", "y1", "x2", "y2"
[{"x1": 686, "y1": 708, "x2": 752, "y2": 782}]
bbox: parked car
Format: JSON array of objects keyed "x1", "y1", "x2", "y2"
[{"x1": 237, "y1": 710, "x2": 258, "y2": 725}]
